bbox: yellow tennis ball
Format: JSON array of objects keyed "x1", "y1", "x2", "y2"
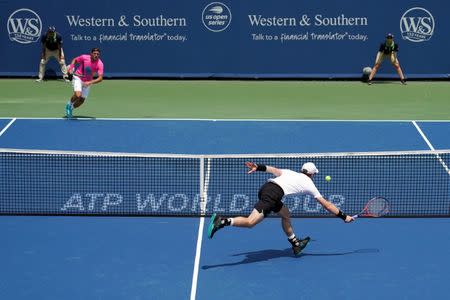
[{"x1": 325, "y1": 175, "x2": 331, "y2": 182}]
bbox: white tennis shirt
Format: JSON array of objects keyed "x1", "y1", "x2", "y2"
[{"x1": 268, "y1": 169, "x2": 322, "y2": 198}]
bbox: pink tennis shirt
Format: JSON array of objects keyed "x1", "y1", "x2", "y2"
[{"x1": 71, "y1": 54, "x2": 104, "y2": 82}]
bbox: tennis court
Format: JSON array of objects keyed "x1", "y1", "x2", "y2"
[
  {"x1": 1, "y1": 103, "x2": 449, "y2": 299},
  {"x1": 2, "y1": 0, "x2": 449, "y2": 297}
]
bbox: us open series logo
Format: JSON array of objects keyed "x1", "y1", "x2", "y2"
[
  {"x1": 7, "y1": 8, "x2": 42, "y2": 44},
  {"x1": 400, "y1": 7, "x2": 434, "y2": 42},
  {"x1": 202, "y1": 2, "x2": 232, "y2": 32}
]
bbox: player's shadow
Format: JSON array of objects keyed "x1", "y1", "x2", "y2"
[
  {"x1": 44, "y1": 68, "x2": 57, "y2": 79},
  {"x1": 366, "y1": 80, "x2": 400, "y2": 85},
  {"x1": 201, "y1": 248, "x2": 379, "y2": 270},
  {"x1": 63, "y1": 115, "x2": 97, "y2": 120}
]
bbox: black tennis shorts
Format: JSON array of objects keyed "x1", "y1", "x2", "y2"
[{"x1": 254, "y1": 182, "x2": 285, "y2": 217}]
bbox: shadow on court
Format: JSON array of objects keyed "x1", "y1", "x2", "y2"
[
  {"x1": 366, "y1": 80, "x2": 404, "y2": 85},
  {"x1": 62, "y1": 115, "x2": 97, "y2": 120},
  {"x1": 202, "y1": 248, "x2": 380, "y2": 270}
]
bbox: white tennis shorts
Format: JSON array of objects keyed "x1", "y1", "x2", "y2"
[{"x1": 72, "y1": 75, "x2": 91, "y2": 99}]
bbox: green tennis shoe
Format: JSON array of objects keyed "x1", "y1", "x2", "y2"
[
  {"x1": 65, "y1": 103, "x2": 73, "y2": 118},
  {"x1": 207, "y1": 213, "x2": 225, "y2": 239},
  {"x1": 292, "y1": 236, "x2": 310, "y2": 256}
]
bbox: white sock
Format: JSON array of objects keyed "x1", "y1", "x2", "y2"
[
  {"x1": 288, "y1": 234, "x2": 296, "y2": 240},
  {"x1": 228, "y1": 218, "x2": 234, "y2": 226}
]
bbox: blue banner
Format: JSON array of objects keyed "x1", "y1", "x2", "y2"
[{"x1": 1, "y1": 0, "x2": 448, "y2": 78}]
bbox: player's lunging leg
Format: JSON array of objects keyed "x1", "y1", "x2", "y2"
[
  {"x1": 66, "y1": 92, "x2": 80, "y2": 118},
  {"x1": 207, "y1": 209, "x2": 264, "y2": 239},
  {"x1": 230, "y1": 209, "x2": 264, "y2": 228},
  {"x1": 278, "y1": 206, "x2": 310, "y2": 255},
  {"x1": 73, "y1": 97, "x2": 85, "y2": 108},
  {"x1": 66, "y1": 87, "x2": 86, "y2": 118}
]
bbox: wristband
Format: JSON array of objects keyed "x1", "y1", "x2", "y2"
[
  {"x1": 336, "y1": 210, "x2": 347, "y2": 221},
  {"x1": 256, "y1": 164, "x2": 267, "y2": 172}
]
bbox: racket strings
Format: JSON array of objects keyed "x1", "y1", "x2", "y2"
[{"x1": 366, "y1": 197, "x2": 389, "y2": 216}]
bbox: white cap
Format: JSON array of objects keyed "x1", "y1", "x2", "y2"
[{"x1": 301, "y1": 162, "x2": 319, "y2": 175}]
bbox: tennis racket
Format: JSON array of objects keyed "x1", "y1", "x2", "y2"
[{"x1": 352, "y1": 197, "x2": 389, "y2": 219}]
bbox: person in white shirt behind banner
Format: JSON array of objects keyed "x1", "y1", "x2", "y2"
[{"x1": 207, "y1": 161, "x2": 354, "y2": 255}]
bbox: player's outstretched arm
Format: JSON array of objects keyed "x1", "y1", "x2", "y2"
[
  {"x1": 315, "y1": 196, "x2": 353, "y2": 223},
  {"x1": 88, "y1": 74, "x2": 103, "y2": 85},
  {"x1": 245, "y1": 162, "x2": 282, "y2": 176}
]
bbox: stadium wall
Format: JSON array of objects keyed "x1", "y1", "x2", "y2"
[{"x1": 1, "y1": 0, "x2": 448, "y2": 79}]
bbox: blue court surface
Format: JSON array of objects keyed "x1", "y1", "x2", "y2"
[{"x1": 1, "y1": 118, "x2": 450, "y2": 300}]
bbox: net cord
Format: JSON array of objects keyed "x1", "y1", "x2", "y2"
[{"x1": 1, "y1": 147, "x2": 449, "y2": 159}]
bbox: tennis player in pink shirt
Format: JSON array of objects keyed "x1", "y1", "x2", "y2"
[{"x1": 65, "y1": 48, "x2": 104, "y2": 118}]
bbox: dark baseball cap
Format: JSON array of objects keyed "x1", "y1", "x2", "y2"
[{"x1": 386, "y1": 33, "x2": 394, "y2": 39}]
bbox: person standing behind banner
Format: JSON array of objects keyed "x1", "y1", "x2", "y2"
[
  {"x1": 36, "y1": 26, "x2": 69, "y2": 82},
  {"x1": 367, "y1": 33, "x2": 406, "y2": 85},
  {"x1": 65, "y1": 48, "x2": 104, "y2": 118}
]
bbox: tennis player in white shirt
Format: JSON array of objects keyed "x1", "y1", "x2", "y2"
[{"x1": 208, "y1": 161, "x2": 354, "y2": 255}]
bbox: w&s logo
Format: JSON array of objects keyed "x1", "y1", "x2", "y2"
[
  {"x1": 7, "y1": 8, "x2": 42, "y2": 44},
  {"x1": 400, "y1": 7, "x2": 434, "y2": 42}
]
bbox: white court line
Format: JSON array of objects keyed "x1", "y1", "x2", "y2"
[
  {"x1": 190, "y1": 158, "x2": 210, "y2": 300},
  {"x1": 0, "y1": 118, "x2": 16, "y2": 137},
  {"x1": 412, "y1": 121, "x2": 437, "y2": 150},
  {"x1": 412, "y1": 121, "x2": 450, "y2": 175},
  {"x1": 1, "y1": 117, "x2": 450, "y2": 122},
  {"x1": 190, "y1": 217, "x2": 205, "y2": 300}
]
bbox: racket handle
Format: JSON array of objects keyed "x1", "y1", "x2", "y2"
[{"x1": 351, "y1": 214, "x2": 359, "y2": 219}]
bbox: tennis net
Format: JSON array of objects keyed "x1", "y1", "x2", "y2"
[{"x1": 1, "y1": 148, "x2": 449, "y2": 217}]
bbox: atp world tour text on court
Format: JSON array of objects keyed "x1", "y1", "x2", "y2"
[{"x1": 60, "y1": 193, "x2": 345, "y2": 213}]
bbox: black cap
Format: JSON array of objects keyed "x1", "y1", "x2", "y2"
[
  {"x1": 48, "y1": 26, "x2": 56, "y2": 32},
  {"x1": 386, "y1": 33, "x2": 394, "y2": 39}
]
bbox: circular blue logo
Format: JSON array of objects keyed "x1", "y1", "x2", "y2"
[
  {"x1": 7, "y1": 8, "x2": 42, "y2": 44},
  {"x1": 400, "y1": 7, "x2": 435, "y2": 42},
  {"x1": 202, "y1": 2, "x2": 232, "y2": 32}
]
